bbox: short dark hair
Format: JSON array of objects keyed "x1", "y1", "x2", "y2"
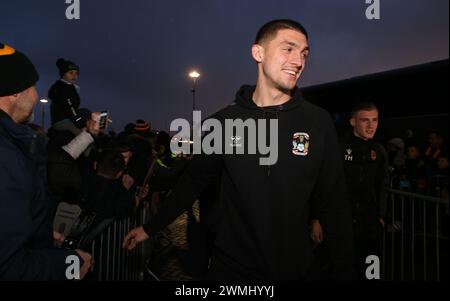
[
  {"x1": 351, "y1": 101, "x2": 378, "y2": 117},
  {"x1": 255, "y1": 19, "x2": 308, "y2": 44}
]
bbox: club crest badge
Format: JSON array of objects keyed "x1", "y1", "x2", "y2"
[
  {"x1": 370, "y1": 149, "x2": 377, "y2": 161},
  {"x1": 292, "y1": 132, "x2": 310, "y2": 156}
]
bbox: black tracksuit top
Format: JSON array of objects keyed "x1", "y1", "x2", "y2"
[
  {"x1": 340, "y1": 134, "x2": 389, "y2": 218},
  {"x1": 144, "y1": 85, "x2": 355, "y2": 280}
]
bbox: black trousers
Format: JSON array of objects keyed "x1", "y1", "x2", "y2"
[{"x1": 353, "y1": 214, "x2": 383, "y2": 280}]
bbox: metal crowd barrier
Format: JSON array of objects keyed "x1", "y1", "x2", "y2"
[
  {"x1": 382, "y1": 188, "x2": 449, "y2": 281},
  {"x1": 83, "y1": 189, "x2": 448, "y2": 281},
  {"x1": 88, "y1": 202, "x2": 159, "y2": 281}
]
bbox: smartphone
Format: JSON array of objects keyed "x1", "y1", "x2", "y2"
[{"x1": 99, "y1": 111, "x2": 108, "y2": 129}]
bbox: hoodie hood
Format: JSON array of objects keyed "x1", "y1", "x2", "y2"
[{"x1": 234, "y1": 85, "x2": 304, "y2": 112}]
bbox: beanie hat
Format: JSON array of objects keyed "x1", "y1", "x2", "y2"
[
  {"x1": 134, "y1": 119, "x2": 150, "y2": 132},
  {"x1": 0, "y1": 43, "x2": 39, "y2": 97},
  {"x1": 56, "y1": 58, "x2": 79, "y2": 77}
]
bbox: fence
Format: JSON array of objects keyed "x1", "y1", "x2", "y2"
[
  {"x1": 382, "y1": 188, "x2": 449, "y2": 280},
  {"x1": 81, "y1": 189, "x2": 448, "y2": 281},
  {"x1": 86, "y1": 202, "x2": 159, "y2": 281}
]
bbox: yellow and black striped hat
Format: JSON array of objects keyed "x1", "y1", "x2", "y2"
[{"x1": 0, "y1": 43, "x2": 39, "y2": 97}]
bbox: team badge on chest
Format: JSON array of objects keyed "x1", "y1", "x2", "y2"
[
  {"x1": 292, "y1": 132, "x2": 310, "y2": 156},
  {"x1": 370, "y1": 149, "x2": 377, "y2": 161}
]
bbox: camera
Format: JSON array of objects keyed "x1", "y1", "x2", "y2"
[{"x1": 61, "y1": 211, "x2": 96, "y2": 250}]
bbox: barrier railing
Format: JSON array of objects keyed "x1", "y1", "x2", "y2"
[
  {"x1": 382, "y1": 188, "x2": 449, "y2": 281},
  {"x1": 82, "y1": 188, "x2": 448, "y2": 281},
  {"x1": 87, "y1": 202, "x2": 158, "y2": 281}
]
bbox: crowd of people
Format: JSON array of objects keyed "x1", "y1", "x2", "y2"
[
  {"x1": 0, "y1": 44, "x2": 190, "y2": 280},
  {"x1": 385, "y1": 130, "x2": 448, "y2": 199}
]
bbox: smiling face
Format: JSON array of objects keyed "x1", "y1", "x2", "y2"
[
  {"x1": 252, "y1": 28, "x2": 309, "y2": 95},
  {"x1": 350, "y1": 109, "x2": 379, "y2": 140}
]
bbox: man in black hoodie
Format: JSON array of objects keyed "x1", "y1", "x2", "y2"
[{"x1": 123, "y1": 19, "x2": 355, "y2": 280}]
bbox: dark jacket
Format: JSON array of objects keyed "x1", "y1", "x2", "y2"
[
  {"x1": 0, "y1": 109, "x2": 80, "y2": 280},
  {"x1": 48, "y1": 79, "x2": 84, "y2": 128},
  {"x1": 47, "y1": 146, "x2": 85, "y2": 204},
  {"x1": 340, "y1": 134, "x2": 389, "y2": 218},
  {"x1": 81, "y1": 172, "x2": 135, "y2": 222},
  {"x1": 144, "y1": 85, "x2": 355, "y2": 280}
]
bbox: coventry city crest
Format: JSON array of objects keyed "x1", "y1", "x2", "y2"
[{"x1": 292, "y1": 132, "x2": 310, "y2": 156}]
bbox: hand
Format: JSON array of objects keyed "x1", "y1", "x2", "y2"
[
  {"x1": 75, "y1": 249, "x2": 92, "y2": 280},
  {"x1": 122, "y1": 174, "x2": 135, "y2": 190},
  {"x1": 123, "y1": 226, "x2": 149, "y2": 250},
  {"x1": 379, "y1": 218, "x2": 385, "y2": 228},
  {"x1": 310, "y1": 219, "x2": 323, "y2": 246},
  {"x1": 53, "y1": 231, "x2": 65, "y2": 243}
]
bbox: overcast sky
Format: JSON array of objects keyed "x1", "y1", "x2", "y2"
[{"x1": 1, "y1": 0, "x2": 448, "y2": 131}]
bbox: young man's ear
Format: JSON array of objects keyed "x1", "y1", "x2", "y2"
[
  {"x1": 251, "y1": 44, "x2": 264, "y2": 63},
  {"x1": 93, "y1": 162, "x2": 97, "y2": 171},
  {"x1": 349, "y1": 117, "x2": 356, "y2": 128}
]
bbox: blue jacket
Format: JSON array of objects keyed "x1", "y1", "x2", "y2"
[{"x1": 0, "y1": 109, "x2": 79, "y2": 280}]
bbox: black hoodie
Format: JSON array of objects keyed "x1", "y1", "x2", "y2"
[{"x1": 144, "y1": 85, "x2": 355, "y2": 280}]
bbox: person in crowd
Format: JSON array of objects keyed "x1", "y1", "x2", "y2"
[
  {"x1": 134, "y1": 119, "x2": 151, "y2": 136},
  {"x1": 47, "y1": 111, "x2": 101, "y2": 204},
  {"x1": 402, "y1": 145, "x2": 427, "y2": 194},
  {"x1": 0, "y1": 43, "x2": 91, "y2": 280},
  {"x1": 81, "y1": 150, "x2": 140, "y2": 221},
  {"x1": 424, "y1": 131, "x2": 446, "y2": 170},
  {"x1": 386, "y1": 137, "x2": 406, "y2": 183},
  {"x1": 430, "y1": 154, "x2": 449, "y2": 199},
  {"x1": 48, "y1": 58, "x2": 86, "y2": 135}
]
